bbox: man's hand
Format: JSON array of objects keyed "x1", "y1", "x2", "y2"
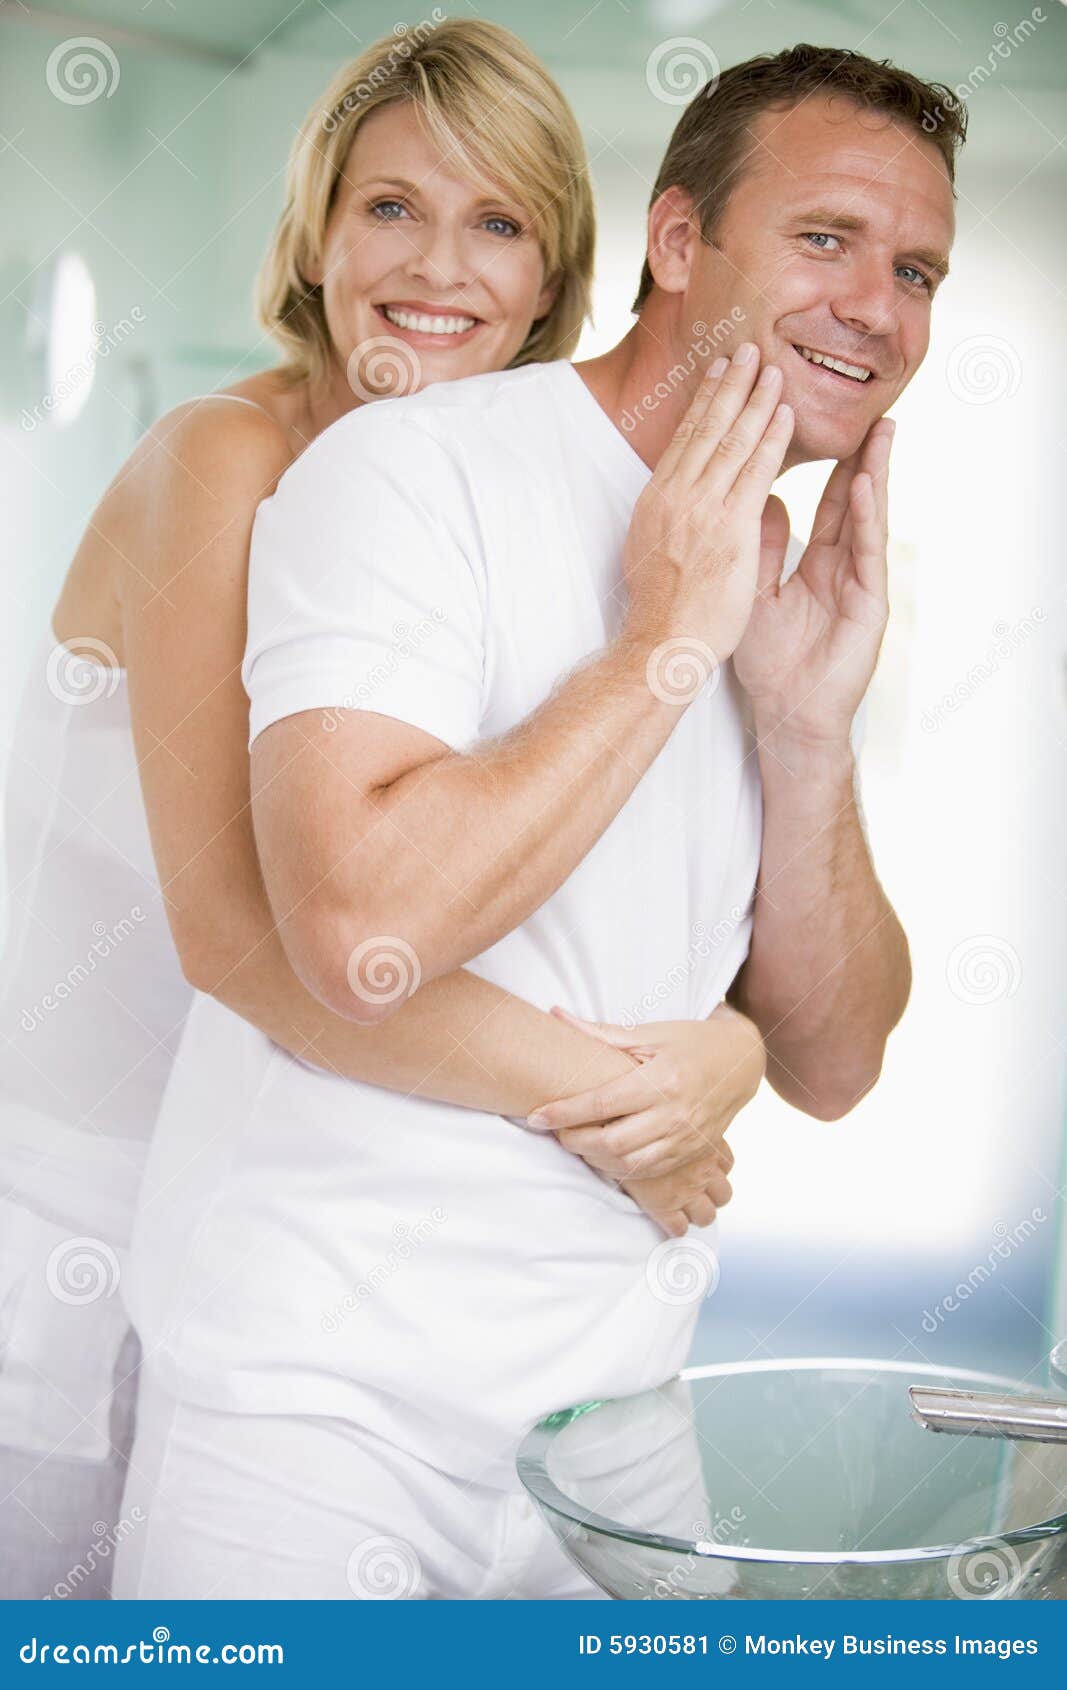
[
  {"x1": 525, "y1": 1002, "x2": 766, "y2": 1235},
  {"x1": 732, "y1": 418, "x2": 894, "y2": 743},
  {"x1": 621, "y1": 346, "x2": 794, "y2": 661}
]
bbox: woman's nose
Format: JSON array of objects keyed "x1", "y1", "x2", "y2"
[{"x1": 403, "y1": 224, "x2": 477, "y2": 294}]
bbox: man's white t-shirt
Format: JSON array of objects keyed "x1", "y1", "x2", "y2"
[
  {"x1": 123, "y1": 361, "x2": 796, "y2": 1484},
  {"x1": 246, "y1": 359, "x2": 765, "y2": 1028}
]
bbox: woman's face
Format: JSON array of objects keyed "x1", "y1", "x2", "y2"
[{"x1": 306, "y1": 101, "x2": 559, "y2": 397}]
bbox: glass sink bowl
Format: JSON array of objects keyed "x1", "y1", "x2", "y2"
[{"x1": 516, "y1": 1359, "x2": 1067, "y2": 1600}]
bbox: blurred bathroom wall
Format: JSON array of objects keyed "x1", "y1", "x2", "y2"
[{"x1": 2, "y1": 0, "x2": 1065, "y2": 1381}]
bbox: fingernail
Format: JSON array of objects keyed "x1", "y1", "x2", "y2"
[
  {"x1": 526, "y1": 1112, "x2": 549, "y2": 1128},
  {"x1": 708, "y1": 355, "x2": 728, "y2": 378},
  {"x1": 734, "y1": 342, "x2": 757, "y2": 365},
  {"x1": 757, "y1": 362, "x2": 780, "y2": 387}
]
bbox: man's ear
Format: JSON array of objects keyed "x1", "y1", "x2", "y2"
[{"x1": 645, "y1": 186, "x2": 702, "y2": 297}]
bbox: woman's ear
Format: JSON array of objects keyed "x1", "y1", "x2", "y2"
[
  {"x1": 645, "y1": 186, "x2": 701, "y2": 297},
  {"x1": 534, "y1": 269, "x2": 561, "y2": 322},
  {"x1": 301, "y1": 246, "x2": 323, "y2": 288}
]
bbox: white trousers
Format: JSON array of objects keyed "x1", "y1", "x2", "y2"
[{"x1": 112, "y1": 1366, "x2": 608, "y2": 1601}]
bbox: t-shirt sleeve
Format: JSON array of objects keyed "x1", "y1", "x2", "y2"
[{"x1": 242, "y1": 409, "x2": 485, "y2": 751}]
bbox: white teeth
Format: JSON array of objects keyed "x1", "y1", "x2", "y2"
[
  {"x1": 797, "y1": 345, "x2": 872, "y2": 381},
  {"x1": 382, "y1": 306, "x2": 476, "y2": 335}
]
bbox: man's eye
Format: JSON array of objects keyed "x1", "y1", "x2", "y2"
[
  {"x1": 370, "y1": 200, "x2": 409, "y2": 221},
  {"x1": 802, "y1": 232, "x2": 842, "y2": 251},
  {"x1": 897, "y1": 264, "x2": 932, "y2": 290},
  {"x1": 483, "y1": 215, "x2": 521, "y2": 237}
]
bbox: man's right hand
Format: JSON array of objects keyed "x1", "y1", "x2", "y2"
[{"x1": 621, "y1": 345, "x2": 794, "y2": 671}]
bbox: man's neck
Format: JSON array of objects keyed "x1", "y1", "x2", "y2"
[{"x1": 575, "y1": 313, "x2": 721, "y2": 471}]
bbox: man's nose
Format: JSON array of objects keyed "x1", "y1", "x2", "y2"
[{"x1": 831, "y1": 257, "x2": 900, "y2": 339}]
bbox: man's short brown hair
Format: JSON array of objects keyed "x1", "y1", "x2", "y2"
[{"x1": 634, "y1": 42, "x2": 967, "y2": 310}]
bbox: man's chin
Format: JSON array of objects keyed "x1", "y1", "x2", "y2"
[{"x1": 789, "y1": 417, "x2": 876, "y2": 467}]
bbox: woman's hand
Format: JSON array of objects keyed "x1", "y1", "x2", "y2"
[
  {"x1": 622, "y1": 1140, "x2": 735, "y2": 1238},
  {"x1": 526, "y1": 1002, "x2": 766, "y2": 1181}
]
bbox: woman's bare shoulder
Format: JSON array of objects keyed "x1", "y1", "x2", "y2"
[
  {"x1": 138, "y1": 389, "x2": 297, "y2": 497},
  {"x1": 59, "y1": 388, "x2": 300, "y2": 638}
]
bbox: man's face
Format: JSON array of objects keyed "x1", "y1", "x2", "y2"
[{"x1": 685, "y1": 95, "x2": 956, "y2": 462}]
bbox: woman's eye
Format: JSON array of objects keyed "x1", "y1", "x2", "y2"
[
  {"x1": 802, "y1": 232, "x2": 841, "y2": 252},
  {"x1": 370, "y1": 200, "x2": 409, "y2": 221},
  {"x1": 897, "y1": 264, "x2": 931, "y2": 290},
  {"x1": 482, "y1": 215, "x2": 521, "y2": 237}
]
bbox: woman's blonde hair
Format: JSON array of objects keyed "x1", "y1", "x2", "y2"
[{"x1": 256, "y1": 17, "x2": 595, "y2": 384}]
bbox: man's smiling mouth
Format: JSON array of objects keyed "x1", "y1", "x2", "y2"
[{"x1": 792, "y1": 343, "x2": 874, "y2": 383}]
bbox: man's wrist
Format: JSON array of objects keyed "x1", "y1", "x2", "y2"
[
  {"x1": 612, "y1": 613, "x2": 725, "y2": 719},
  {"x1": 751, "y1": 710, "x2": 856, "y2": 783}
]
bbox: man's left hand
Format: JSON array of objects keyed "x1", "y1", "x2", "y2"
[{"x1": 732, "y1": 417, "x2": 894, "y2": 742}]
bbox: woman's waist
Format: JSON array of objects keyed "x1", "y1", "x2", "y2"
[{"x1": 0, "y1": 1099, "x2": 150, "y2": 1242}]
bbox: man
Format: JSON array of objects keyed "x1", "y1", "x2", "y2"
[
  {"x1": 236, "y1": 45, "x2": 961, "y2": 1590},
  {"x1": 250, "y1": 44, "x2": 962, "y2": 1112}
]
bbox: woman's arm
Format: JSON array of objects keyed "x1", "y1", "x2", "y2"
[
  {"x1": 102, "y1": 401, "x2": 746, "y2": 1236},
  {"x1": 528, "y1": 1004, "x2": 766, "y2": 1176},
  {"x1": 108, "y1": 400, "x2": 636, "y2": 1116}
]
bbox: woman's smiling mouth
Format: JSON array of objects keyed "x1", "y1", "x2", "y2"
[{"x1": 375, "y1": 301, "x2": 482, "y2": 343}]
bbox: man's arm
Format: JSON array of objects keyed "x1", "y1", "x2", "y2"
[
  {"x1": 250, "y1": 657, "x2": 686, "y2": 1024},
  {"x1": 726, "y1": 726, "x2": 910, "y2": 1120},
  {"x1": 729, "y1": 421, "x2": 909, "y2": 1118},
  {"x1": 249, "y1": 352, "x2": 793, "y2": 1024},
  {"x1": 117, "y1": 400, "x2": 641, "y2": 1117}
]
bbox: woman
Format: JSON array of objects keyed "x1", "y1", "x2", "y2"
[{"x1": 0, "y1": 20, "x2": 760, "y2": 1599}]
